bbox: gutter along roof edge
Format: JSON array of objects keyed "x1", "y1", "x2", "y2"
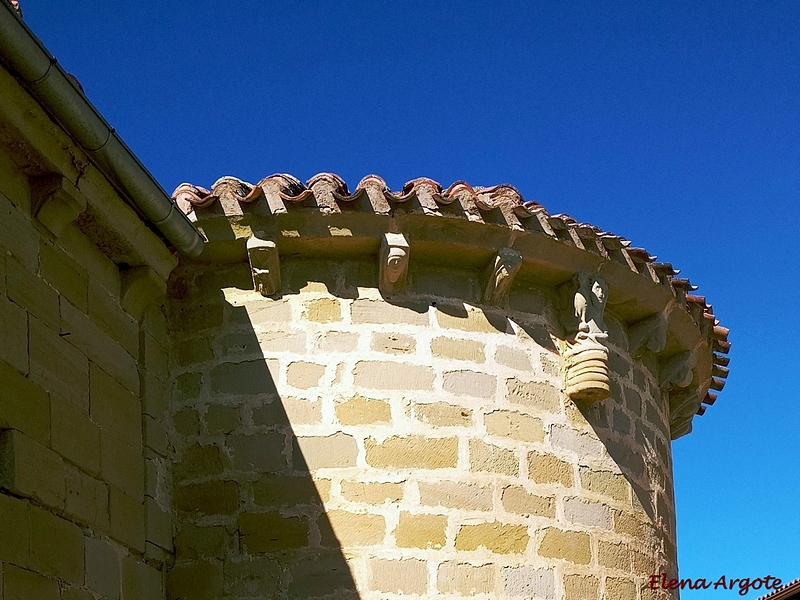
[{"x1": 0, "y1": 1, "x2": 205, "y2": 258}]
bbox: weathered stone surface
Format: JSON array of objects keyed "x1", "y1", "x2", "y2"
[
  {"x1": 3, "y1": 564, "x2": 60, "y2": 600},
  {"x1": 369, "y1": 559, "x2": 428, "y2": 595},
  {"x1": 485, "y1": 410, "x2": 545, "y2": 442},
  {"x1": 340, "y1": 481, "x2": 404, "y2": 504},
  {"x1": 528, "y1": 452, "x2": 574, "y2": 487},
  {"x1": 224, "y1": 556, "x2": 281, "y2": 597},
  {"x1": 351, "y1": 299, "x2": 428, "y2": 325},
  {"x1": 598, "y1": 540, "x2": 630, "y2": 569},
  {"x1": 85, "y1": 537, "x2": 121, "y2": 599},
  {"x1": 371, "y1": 332, "x2": 416, "y2": 354},
  {"x1": 438, "y1": 562, "x2": 495, "y2": 595},
  {"x1": 61, "y1": 300, "x2": 139, "y2": 394},
  {"x1": 538, "y1": 528, "x2": 591, "y2": 564},
  {"x1": 175, "y1": 524, "x2": 229, "y2": 560},
  {"x1": 564, "y1": 573, "x2": 599, "y2": 600},
  {"x1": 0, "y1": 293, "x2": 28, "y2": 374},
  {"x1": 305, "y1": 297, "x2": 342, "y2": 322},
  {"x1": 0, "y1": 429, "x2": 65, "y2": 510},
  {"x1": 564, "y1": 497, "x2": 613, "y2": 529},
  {"x1": 121, "y1": 556, "x2": 163, "y2": 600},
  {"x1": 228, "y1": 433, "x2": 286, "y2": 472},
  {"x1": 419, "y1": 480, "x2": 493, "y2": 511},
  {"x1": 286, "y1": 552, "x2": 356, "y2": 598},
  {"x1": 394, "y1": 512, "x2": 447, "y2": 549},
  {"x1": 175, "y1": 481, "x2": 239, "y2": 515},
  {"x1": 503, "y1": 566, "x2": 554, "y2": 599},
  {"x1": 7, "y1": 256, "x2": 59, "y2": 329},
  {"x1": 353, "y1": 360, "x2": 435, "y2": 390},
  {"x1": 455, "y1": 522, "x2": 529, "y2": 554},
  {"x1": 29, "y1": 315, "x2": 89, "y2": 411},
  {"x1": 316, "y1": 330, "x2": 359, "y2": 353},
  {"x1": 0, "y1": 492, "x2": 29, "y2": 564},
  {"x1": 253, "y1": 474, "x2": 322, "y2": 507},
  {"x1": 366, "y1": 436, "x2": 458, "y2": 469},
  {"x1": 605, "y1": 577, "x2": 637, "y2": 598},
  {"x1": 294, "y1": 433, "x2": 358, "y2": 470},
  {"x1": 506, "y1": 378, "x2": 561, "y2": 412},
  {"x1": 210, "y1": 359, "x2": 279, "y2": 396},
  {"x1": 254, "y1": 329, "x2": 306, "y2": 353},
  {"x1": 65, "y1": 466, "x2": 109, "y2": 530},
  {"x1": 443, "y1": 370, "x2": 497, "y2": 397},
  {"x1": 436, "y1": 307, "x2": 504, "y2": 333},
  {"x1": 335, "y1": 395, "x2": 391, "y2": 425},
  {"x1": 100, "y1": 432, "x2": 143, "y2": 500},
  {"x1": 321, "y1": 510, "x2": 385, "y2": 546},
  {"x1": 90, "y1": 364, "x2": 141, "y2": 449},
  {"x1": 29, "y1": 506, "x2": 84, "y2": 583},
  {"x1": 0, "y1": 360, "x2": 50, "y2": 445},
  {"x1": 550, "y1": 424, "x2": 605, "y2": 457},
  {"x1": 167, "y1": 560, "x2": 224, "y2": 600},
  {"x1": 109, "y1": 486, "x2": 145, "y2": 552},
  {"x1": 501, "y1": 485, "x2": 555, "y2": 517},
  {"x1": 416, "y1": 402, "x2": 472, "y2": 427},
  {"x1": 146, "y1": 496, "x2": 173, "y2": 549},
  {"x1": 579, "y1": 467, "x2": 630, "y2": 503},
  {"x1": 286, "y1": 361, "x2": 326, "y2": 388},
  {"x1": 494, "y1": 345, "x2": 531, "y2": 371},
  {"x1": 431, "y1": 337, "x2": 485, "y2": 362},
  {"x1": 469, "y1": 439, "x2": 518, "y2": 476},
  {"x1": 239, "y1": 512, "x2": 309, "y2": 553},
  {"x1": 204, "y1": 404, "x2": 239, "y2": 434}
]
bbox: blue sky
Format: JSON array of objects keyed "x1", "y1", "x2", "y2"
[{"x1": 23, "y1": 1, "x2": 800, "y2": 596}]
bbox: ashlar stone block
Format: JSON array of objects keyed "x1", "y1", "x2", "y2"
[
  {"x1": 538, "y1": 528, "x2": 591, "y2": 565},
  {"x1": 455, "y1": 522, "x2": 529, "y2": 554},
  {"x1": 85, "y1": 537, "x2": 121, "y2": 599},
  {"x1": 239, "y1": 512, "x2": 309, "y2": 553},
  {"x1": 369, "y1": 559, "x2": 428, "y2": 595},
  {"x1": 321, "y1": 510, "x2": 386, "y2": 547},
  {"x1": 335, "y1": 395, "x2": 391, "y2": 425},
  {"x1": 3, "y1": 564, "x2": 60, "y2": 600},
  {"x1": 0, "y1": 429, "x2": 65, "y2": 510},
  {"x1": 485, "y1": 409, "x2": 545, "y2": 443},
  {"x1": 366, "y1": 435, "x2": 458, "y2": 469},
  {"x1": 501, "y1": 485, "x2": 555, "y2": 517},
  {"x1": 437, "y1": 562, "x2": 495, "y2": 595},
  {"x1": 394, "y1": 512, "x2": 447, "y2": 549},
  {"x1": 503, "y1": 566, "x2": 555, "y2": 599},
  {"x1": 469, "y1": 439, "x2": 518, "y2": 476},
  {"x1": 29, "y1": 505, "x2": 84, "y2": 584}
]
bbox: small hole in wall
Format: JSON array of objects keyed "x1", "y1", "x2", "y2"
[{"x1": 431, "y1": 301, "x2": 437, "y2": 306}]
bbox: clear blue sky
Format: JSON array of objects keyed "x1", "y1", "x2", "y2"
[{"x1": 24, "y1": 1, "x2": 800, "y2": 596}]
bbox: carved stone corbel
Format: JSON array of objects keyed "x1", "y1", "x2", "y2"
[
  {"x1": 483, "y1": 248, "x2": 522, "y2": 305},
  {"x1": 560, "y1": 273, "x2": 610, "y2": 403},
  {"x1": 668, "y1": 388, "x2": 702, "y2": 439},
  {"x1": 30, "y1": 174, "x2": 86, "y2": 237},
  {"x1": 379, "y1": 233, "x2": 409, "y2": 295},
  {"x1": 121, "y1": 266, "x2": 167, "y2": 320},
  {"x1": 246, "y1": 235, "x2": 281, "y2": 297},
  {"x1": 629, "y1": 309, "x2": 670, "y2": 357},
  {"x1": 658, "y1": 350, "x2": 697, "y2": 389}
]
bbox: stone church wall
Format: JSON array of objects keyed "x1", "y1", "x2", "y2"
[
  {"x1": 166, "y1": 257, "x2": 678, "y2": 600},
  {"x1": 0, "y1": 131, "x2": 173, "y2": 598}
]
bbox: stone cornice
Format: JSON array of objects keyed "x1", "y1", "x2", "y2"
[{"x1": 172, "y1": 173, "x2": 730, "y2": 439}]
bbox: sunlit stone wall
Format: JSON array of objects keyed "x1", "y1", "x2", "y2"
[{"x1": 166, "y1": 257, "x2": 677, "y2": 600}]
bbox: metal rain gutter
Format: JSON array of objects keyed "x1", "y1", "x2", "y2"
[{"x1": 0, "y1": 1, "x2": 205, "y2": 258}]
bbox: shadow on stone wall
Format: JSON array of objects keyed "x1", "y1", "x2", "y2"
[{"x1": 166, "y1": 266, "x2": 359, "y2": 600}]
